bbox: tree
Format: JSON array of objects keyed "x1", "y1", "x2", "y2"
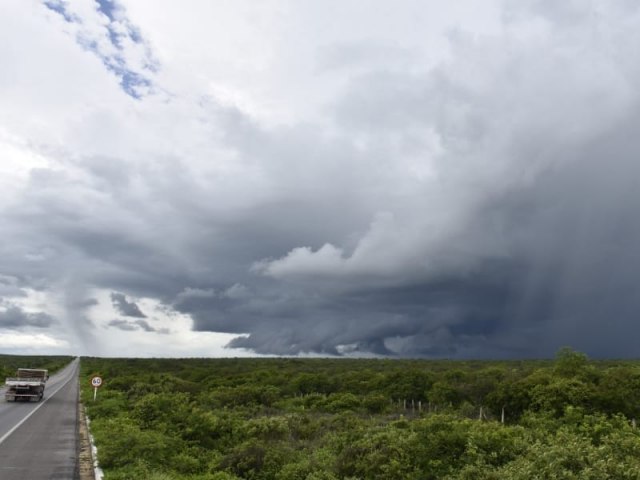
[{"x1": 554, "y1": 347, "x2": 589, "y2": 378}]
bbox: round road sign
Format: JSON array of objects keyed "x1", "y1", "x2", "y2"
[{"x1": 91, "y1": 376, "x2": 103, "y2": 388}]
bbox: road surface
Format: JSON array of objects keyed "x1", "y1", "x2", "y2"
[{"x1": 0, "y1": 358, "x2": 80, "y2": 479}]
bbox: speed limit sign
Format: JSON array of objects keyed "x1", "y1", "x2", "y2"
[{"x1": 91, "y1": 376, "x2": 103, "y2": 401}]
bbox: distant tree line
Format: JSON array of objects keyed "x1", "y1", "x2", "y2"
[{"x1": 0, "y1": 354, "x2": 73, "y2": 380}]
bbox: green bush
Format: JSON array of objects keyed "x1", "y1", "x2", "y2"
[{"x1": 91, "y1": 417, "x2": 182, "y2": 469}]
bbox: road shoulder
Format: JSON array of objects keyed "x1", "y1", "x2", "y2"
[{"x1": 77, "y1": 401, "x2": 95, "y2": 480}]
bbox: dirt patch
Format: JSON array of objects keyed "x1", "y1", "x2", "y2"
[{"x1": 77, "y1": 402, "x2": 95, "y2": 480}]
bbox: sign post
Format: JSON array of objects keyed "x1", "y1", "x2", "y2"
[{"x1": 91, "y1": 376, "x2": 103, "y2": 401}]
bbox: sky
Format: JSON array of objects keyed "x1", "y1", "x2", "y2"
[{"x1": 1, "y1": 0, "x2": 640, "y2": 358}]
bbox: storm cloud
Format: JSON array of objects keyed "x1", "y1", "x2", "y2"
[
  {"x1": 1, "y1": 0, "x2": 640, "y2": 357},
  {"x1": 107, "y1": 318, "x2": 168, "y2": 334},
  {"x1": 110, "y1": 292, "x2": 147, "y2": 318},
  {"x1": 0, "y1": 305, "x2": 56, "y2": 329}
]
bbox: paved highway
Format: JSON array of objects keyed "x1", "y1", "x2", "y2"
[{"x1": 0, "y1": 358, "x2": 80, "y2": 479}]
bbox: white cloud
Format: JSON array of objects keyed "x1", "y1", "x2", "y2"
[{"x1": 0, "y1": 332, "x2": 69, "y2": 350}]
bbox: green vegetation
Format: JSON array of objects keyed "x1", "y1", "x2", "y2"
[
  {"x1": 0, "y1": 354, "x2": 74, "y2": 379},
  {"x1": 81, "y1": 349, "x2": 640, "y2": 479}
]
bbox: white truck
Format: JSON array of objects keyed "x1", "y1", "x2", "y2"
[{"x1": 5, "y1": 368, "x2": 49, "y2": 402}]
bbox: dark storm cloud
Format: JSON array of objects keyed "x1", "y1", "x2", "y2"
[
  {"x1": 110, "y1": 292, "x2": 146, "y2": 318},
  {"x1": 107, "y1": 318, "x2": 137, "y2": 331},
  {"x1": 187, "y1": 1, "x2": 640, "y2": 358},
  {"x1": 0, "y1": 305, "x2": 56, "y2": 329},
  {"x1": 107, "y1": 318, "x2": 169, "y2": 333},
  {"x1": 189, "y1": 262, "x2": 529, "y2": 357},
  {"x1": 3, "y1": 0, "x2": 640, "y2": 358},
  {"x1": 228, "y1": 112, "x2": 640, "y2": 358}
]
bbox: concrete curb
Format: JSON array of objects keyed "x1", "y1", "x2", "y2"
[{"x1": 85, "y1": 414, "x2": 104, "y2": 480}]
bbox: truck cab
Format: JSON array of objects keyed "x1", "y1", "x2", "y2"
[{"x1": 5, "y1": 368, "x2": 49, "y2": 402}]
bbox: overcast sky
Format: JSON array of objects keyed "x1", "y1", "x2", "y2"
[{"x1": 1, "y1": 0, "x2": 639, "y2": 358}]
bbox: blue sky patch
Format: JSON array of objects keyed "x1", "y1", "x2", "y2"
[
  {"x1": 42, "y1": 0, "x2": 156, "y2": 100},
  {"x1": 96, "y1": 0, "x2": 116, "y2": 21},
  {"x1": 44, "y1": 0, "x2": 76, "y2": 23}
]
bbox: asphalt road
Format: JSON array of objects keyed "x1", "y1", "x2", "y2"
[{"x1": 0, "y1": 358, "x2": 80, "y2": 479}]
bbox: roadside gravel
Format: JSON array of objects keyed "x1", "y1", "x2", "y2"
[{"x1": 78, "y1": 402, "x2": 95, "y2": 480}]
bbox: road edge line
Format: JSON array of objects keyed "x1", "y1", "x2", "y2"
[{"x1": 0, "y1": 361, "x2": 78, "y2": 446}]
